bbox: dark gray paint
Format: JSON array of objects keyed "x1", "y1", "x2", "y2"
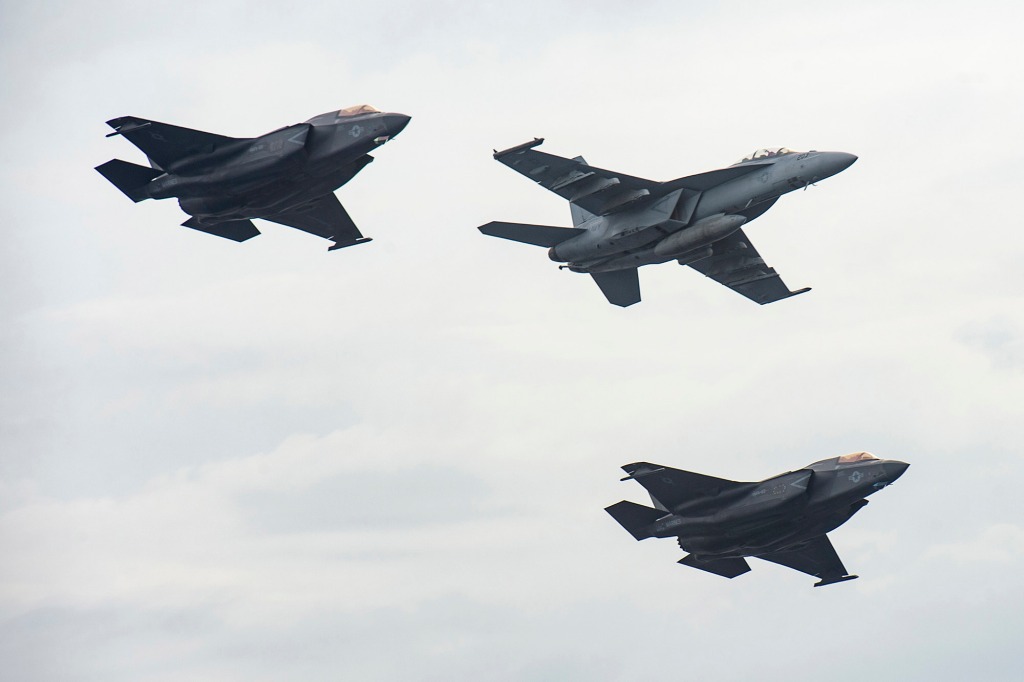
[
  {"x1": 478, "y1": 141, "x2": 856, "y2": 306},
  {"x1": 96, "y1": 107, "x2": 410, "y2": 250},
  {"x1": 606, "y1": 453, "x2": 908, "y2": 586}
]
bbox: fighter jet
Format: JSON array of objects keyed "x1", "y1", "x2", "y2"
[
  {"x1": 606, "y1": 452, "x2": 908, "y2": 586},
  {"x1": 96, "y1": 105, "x2": 411, "y2": 250},
  {"x1": 478, "y1": 140, "x2": 856, "y2": 306}
]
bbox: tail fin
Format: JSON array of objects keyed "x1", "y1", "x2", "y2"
[
  {"x1": 679, "y1": 554, "x2": 751, "y2": 579},
  {"x1": 181, "y1": 216, "x2": 260, "y2": 242},
  {"x1": 95, "y1": 159, "x2": 161, "y2": 202},
  {"x1": 478, "y1": 221, "x2": 584, "y2": 247},
  {"x1": 591, "y1": 268, "x2": 641, "y2": 307},
  {"x1": 605, "y1": 500, "x2": 666, "y2": 540}
]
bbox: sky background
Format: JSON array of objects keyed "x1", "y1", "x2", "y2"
[{"x1": 2, "y1": 1, "x2": 1023, "y2": 679}]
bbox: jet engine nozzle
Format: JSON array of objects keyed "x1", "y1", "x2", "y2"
[{"x1": 548, "y1": 247, "x2": 566, "y2": 262}]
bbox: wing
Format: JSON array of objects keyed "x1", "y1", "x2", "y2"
[
  {"x1": 493, "y1": 139, "x2": 774, "y2": 217},
  {"x1": 262, "y1": 194, "x2": 366, "y2": 248},
  {"x1": 591, "y1": 269, "x2": 641, "y2": 307},
  {"x1": 106, "y1": 116, "x2": 245, "y2": 171},
  {"x1": 678, "y1": 553, "x2": 751, "y2": 579},
  {"x1": 494, "y1": 139, "x2": 659, "y2": 216},
  {"x1": 621, "y1": 462, "x2": 746, "y2": 511},
  {"x1": 685, "y1": 227, "x2": 810, "y2": 305},
  {"x1": 757, "y1": 535, "x2": 859, "y2": 587}
]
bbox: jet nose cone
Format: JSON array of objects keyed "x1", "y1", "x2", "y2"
[
  {"x1": 384, "y1": 113, "x2": 411, "y2": 138},
  {"x1": 828, "y1": 151, "x2": 857, "y2": 174},
  {"x1": 835, "y1": 152, "x2": 858, "y2": 170},
  {"x1": 883, "y1": 461, "x2": 910, "y2": 483}
]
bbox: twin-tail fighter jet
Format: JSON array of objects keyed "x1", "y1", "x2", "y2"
[
  {"x1": 606, "y1": 452, "x2": 908, "y2": 586},
  {"x1": 478, "y1": 140, "x2": 856, "y2": 306},
  {"x1": 96, "y1": 105, "x2": 411, "y2": 250}
]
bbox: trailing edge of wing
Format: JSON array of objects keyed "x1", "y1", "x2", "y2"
[
  {"x1": 478, "y1": 221, "x2": 584, "y2": 248},
  {"x1": 591, "y1": 269, "x2": 640, "y2": 307}
]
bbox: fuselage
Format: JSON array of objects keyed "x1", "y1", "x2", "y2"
[
  {"x1": 639, "y1": 454, "x2": 907, "y2": 560},
  {"x1": 550, "y1": 149, "x2": 857, "y2": 273},
  {"x1": 142, "y1": 107, "x2": 410, "y2": 223}
]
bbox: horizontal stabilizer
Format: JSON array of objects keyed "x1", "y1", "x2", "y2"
[
  {"x1": 679, "y1": 554, "x2": 751, "y2": 579},
  {"x1": 591, "y1": 268, "x2": 641, "y2": 307},
  {"x1": 605, "y1": 500, "x2": 666, "y2": 540},
  {"x1": 478, "y1": 221, "x2": 584, "y2": 248},
  {"x1": 182, "y1": 217, "x2": 260, "y2": 242},
  {"x1": 95, "y1": 159, "x2": 161, "y2": 202}
]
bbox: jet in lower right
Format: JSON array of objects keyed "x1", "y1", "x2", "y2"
[{"x1": 606, "y1": 452, "x2": 908, "y2": 586}]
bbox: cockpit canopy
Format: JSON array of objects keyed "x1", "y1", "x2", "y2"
[
  {"x1": 337, "y1": 104, "x2": 381, "y2": 117},
  {"x1": 306, "y1": 105, "x2": 382, "y2": 126},
  {"x1": 837, "y1": 451, "x2": 880, "y2": 464},
  {"x1": 735, "y1": 147, "x2": 797, "y2": 164}
]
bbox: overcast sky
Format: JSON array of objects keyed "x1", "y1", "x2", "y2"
[{"x1": 2, "y1": 1, "x2": 1023, "y2": 679}]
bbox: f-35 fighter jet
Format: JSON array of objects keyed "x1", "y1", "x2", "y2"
[
  {"x1": 96, "y1": 105, "x2": 411, "y2": 250},
  {"x1": 478, "y1": 140, "x2": 856, "y2": 306},
  {"x1": 606, "y1": 452, "x2": 908, "y2": 586}
]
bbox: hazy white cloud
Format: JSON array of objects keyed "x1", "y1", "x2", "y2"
[{"x1": 2, "y1": 0, "x2": 1024, "y2": 679}]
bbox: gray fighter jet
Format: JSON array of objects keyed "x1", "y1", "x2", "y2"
[
  {"x1": 478, "y1": 140, "x2": 856, "y2": 306},
  {"x1": 96, "y1": 105, "x2": 411, "y2": 250},
  {"x1": 606, "y1": 452, "x2": 907, "y2": 586}
]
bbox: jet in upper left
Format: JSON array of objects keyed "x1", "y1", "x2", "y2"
[{"x1": 96, "y1": 105, "x2": 411, "y2": 250}]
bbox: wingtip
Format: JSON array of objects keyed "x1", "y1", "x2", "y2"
[
  {"x1": 493, "y1": 137, "x2": 544, "y2": 158},
  {"x1": 813, "y1": 574, "x2": 859, "y2": 587},
  {"x1": 327, "y1": 237, "x2": 373, "y2": 252}
]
